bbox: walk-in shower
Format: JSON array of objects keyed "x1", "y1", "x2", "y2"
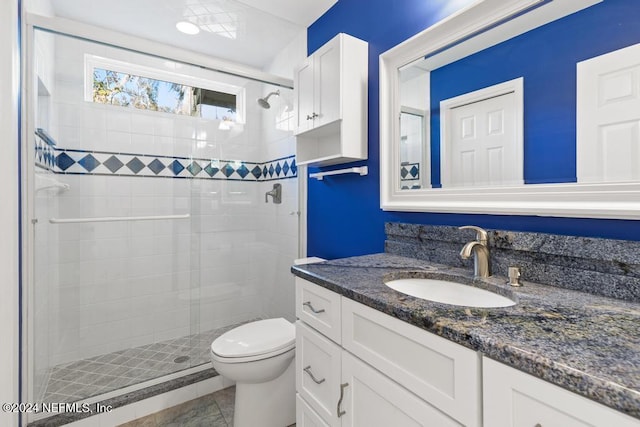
[{"x1": 25, "y1": 25, "x2": 298, "y2": 424}]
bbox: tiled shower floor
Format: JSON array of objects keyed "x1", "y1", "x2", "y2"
[{"x1": 41, "y1": 320, "x2": 257, "y2": 403}]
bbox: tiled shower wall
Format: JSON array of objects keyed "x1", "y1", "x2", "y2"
[
  {"x1": 32, "y1": 29, "x2": 300, "y2": 394},
  {"x1": 259, "y1": 31, "x2": 306, "y2": 321}
]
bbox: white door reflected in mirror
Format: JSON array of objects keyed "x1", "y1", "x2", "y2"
[
  {"x1": 440, "y1": 78, "x2": 523, "y2": 188},
  {"x1": 577, "y1": 42, "x2": 640, "y2": 184}
]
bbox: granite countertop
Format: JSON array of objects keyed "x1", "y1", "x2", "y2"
[{"x1": 291, "y1": 253, "x2": 640, "y2": 420}]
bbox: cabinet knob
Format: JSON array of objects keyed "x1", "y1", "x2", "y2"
[
  {"x1": 303, "y1": 301, "x2": 325, "y2": 314},
  {"x1": 534, "y1": 424, "x2": 542, "y2": 427}
]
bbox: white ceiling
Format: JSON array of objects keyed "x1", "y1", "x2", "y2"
[{"x1": 48, "y1": 0, "x2": 337, "y2": 69}]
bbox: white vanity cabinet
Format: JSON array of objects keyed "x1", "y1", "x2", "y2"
[
  {"x1": 293, "y1": 33, "x2": 368, "y2": 167},
  {"x1": 295, "y1": 278, "x2": 640, "y2": 426},
  {"x1": 483, "y1": 357, "x2": 640, "y2": 427},
  {"x1": 295, "y1": 277, "x2": 480, "y2": 427}
]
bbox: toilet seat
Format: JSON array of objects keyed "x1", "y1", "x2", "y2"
[{"x1": 211, "y1": 318, "x2": 295, "y2": 363}]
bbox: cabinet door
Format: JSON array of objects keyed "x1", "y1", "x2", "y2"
[
  {"x1": 295, "y1": 57, "x2": 315, "y2": 134},
  {"x1": 483, "y1": 357, "x2": 640, "y2": 427},
  {"x1": 296, "y1": 321, "x2": 342, "y2": 427},
  {"x1": 314, "y1": 38, "x2": 341, "y2": 128},
  {"x1": 341, "y1": 298, "x2": 481, "y2": 426},
  {"x1": 340, "y1": 351, "x2": 462, "y2": 427}
]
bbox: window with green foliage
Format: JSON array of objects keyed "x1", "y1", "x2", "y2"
[{"x1": 88, "y1": 57, "x2": 241, "y2": 122}]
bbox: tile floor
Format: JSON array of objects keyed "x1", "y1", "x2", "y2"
[
  {"x1": 118, "y1": 386, "x2": 296, "y2": 427},
  {"x1": 118, "y1": 386, "x2": 236, "y2": 427},
  {"x1": 41, "y1": 320, "x2": 257, "y2": 403}
]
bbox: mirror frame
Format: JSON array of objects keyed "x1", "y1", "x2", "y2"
[{"x1": 379, "y1": 0, "x2": 640, "y2": 220}]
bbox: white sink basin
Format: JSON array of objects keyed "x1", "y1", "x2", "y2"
[{"x1": 385, "y1": 278, "x2": 516, "y2": 308}]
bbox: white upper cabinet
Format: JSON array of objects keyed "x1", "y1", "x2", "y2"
[
  {"x1": 295, "y1": 42, "x2": 340, "y2": 134},
  {"x1": 294, "y1": 33, "x2": 368, "y2": 167}
]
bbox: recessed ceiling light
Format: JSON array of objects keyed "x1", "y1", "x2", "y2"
[{"x1": 176, "y1": 21, "x2": 200, "y2": 35}]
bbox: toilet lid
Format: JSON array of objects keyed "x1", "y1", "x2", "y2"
[{"x1": 211, "y1": 318, "x2": 295, "y2": 359}]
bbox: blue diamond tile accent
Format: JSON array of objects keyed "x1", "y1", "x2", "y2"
[
  {"x1": 236, "y1": 164, "x2": 250, "y2": 179},
  {"x1": 187, "y1": 162, "x2": 202, "y2": 176},
  {"x1": 104, "y1": 155, "x2": 124, "y2": 173},
  {"x1": 410, "y1": 165, "x2": 419, "y2": 178},
  {"x1": 47, "y1": 149, "x2": 295, "y2": 183},
  {"x1": 222, "y1": 163, "x2": 235, "y2": 177},
  {"x1": 169, "y1": 160, "x2": 185, "y2": 175},
  {"x1": 204, "y1": 163, "x2": 219, "y2": 177},
  {"x1": 148, "y1": 159, "x2": 166, "y2": 175},
  {"x1": 78, "y1": 154, "x2": 100, "y2": 172},
  {"x1": 126, "y1": 157, "x2": 145, "y2": 174},
  {"x1": 56, "y1": 152, "x2": 75, "y2": 171}
]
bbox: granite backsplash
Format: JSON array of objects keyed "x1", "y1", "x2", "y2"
[{"x1": 385, "y1": 222, "x2": 640, "y2": 302}]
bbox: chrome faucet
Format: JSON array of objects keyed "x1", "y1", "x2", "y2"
[{"x1": 459, "y1": 225, "x2": 491, "y2": 278}]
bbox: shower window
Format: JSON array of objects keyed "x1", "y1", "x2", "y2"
[{"x1": 85, "y1": 54, "x2": 244, "y2": 122}]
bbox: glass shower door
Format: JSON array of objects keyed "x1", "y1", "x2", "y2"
[{"x1": 29, "y1": 29, "x2": 199, "y2": 406}]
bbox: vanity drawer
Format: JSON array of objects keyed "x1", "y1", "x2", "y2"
[
  {"x1": 341, "y1": 298, "x2": 481, "y2": 427},
  {"x1": 296, "y1": 321, "x2": 341, "y2": 426},
  {"x1": 296, "y1": 277, "x2": 342, "y2": 343},
  {"x1": 483, "y1": 357, "x2": 640, "y2": 427},
  {"x1": 297, "y1": 394, "x2": 330, "y2": 427}
]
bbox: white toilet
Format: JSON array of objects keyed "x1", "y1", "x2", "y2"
[{"x1": 210, "y1": 318, "x2": 296, "y2": 427}]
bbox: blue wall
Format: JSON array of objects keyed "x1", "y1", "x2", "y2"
[
  {"x1": 306, "y1": 0, "x2": 640, "y2": 260},
  {"x1": 430, "y1": 0, "x2": 640, "y2": 185}
]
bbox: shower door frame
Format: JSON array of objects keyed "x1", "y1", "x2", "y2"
[{"x1": 22, "y1": 12, "x2": 300, "y2": 425}]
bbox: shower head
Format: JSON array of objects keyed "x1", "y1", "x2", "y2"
[{"x1": 257, "y1": 90, "x2": 280, "y2": 109}]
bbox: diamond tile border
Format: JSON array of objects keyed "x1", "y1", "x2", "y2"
[
  {"x1": 35, "y1": 135, "x2": 57, "y2": 171},
  {"x1": 400, "y1": 162, "x2": 421, "y2": 190},
  {"x1": 36, "y1": 139, "x2": 297, "y2": 182},
  {"x1": 400, "y1": 162, "x2": 420, "y2": 181}
]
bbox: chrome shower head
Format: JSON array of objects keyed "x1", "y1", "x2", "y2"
[{"x1": 257, "y1": 90, "x2": 280, "y2": 109}]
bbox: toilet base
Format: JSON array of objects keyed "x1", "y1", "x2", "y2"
[{"x1": 233, "y1": 360, "x2": 295, "y2": 427}]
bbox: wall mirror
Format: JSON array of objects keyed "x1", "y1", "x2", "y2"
[{"x1": 380, "y1": 0, "x2": 640, "y2": 219}]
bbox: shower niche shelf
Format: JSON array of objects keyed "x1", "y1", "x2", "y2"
[{"x1": 294, "y1": 33, "x2": 368, "y2": 167}]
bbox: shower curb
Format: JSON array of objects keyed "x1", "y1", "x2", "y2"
[{"x1": 26, "y1": 368, "x2": 218, "y2": 427}]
